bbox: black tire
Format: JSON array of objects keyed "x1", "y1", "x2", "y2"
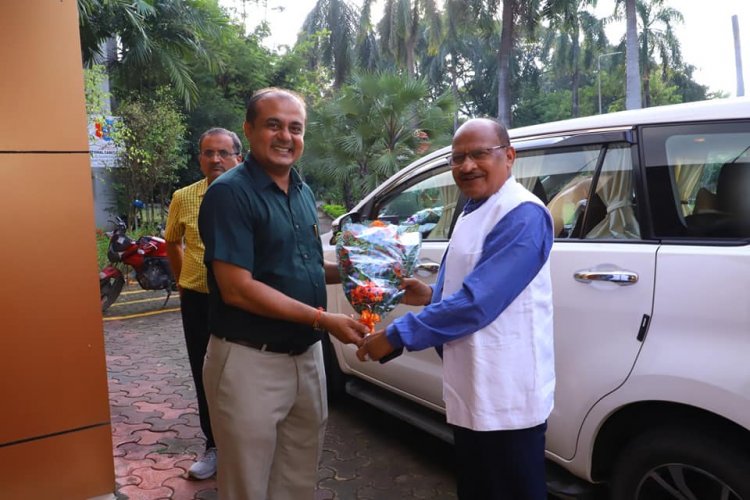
[
  {"x1": 611, "y1": 427, "x2": 750, "y2": 500},
  {"x1": 100, "y1": 275, "x2": 125, "y2": 312},
  {"x1": 322, "y1": 333, "x2": 347, "y2": 404}
]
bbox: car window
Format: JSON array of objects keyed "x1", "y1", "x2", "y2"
[
  {"x1": 642, "y1": 122, "x2": 750, "y2": 239},
  {"x1": 515, "y1": 146, "x2": 600, "y2": 238},
  {"x1": 515, "y1": 143, "x2": 639, "y2": 240},
  {"x1": 583, "y1": 145, "x2": 640, "y2": 240},
  {"x1": 376, "y1": 168, "x2": 459, "y2": 240}
]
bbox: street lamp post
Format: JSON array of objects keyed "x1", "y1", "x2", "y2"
[{"x1": 598, "y1": 51, "x2": 623, "y2": 114}]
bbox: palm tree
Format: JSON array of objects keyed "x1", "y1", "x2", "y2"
[
  {"x1": 619, "y1": 0, "x2": 642, "y2": 109},
  {"x1": 543, "y1": 0, "x2": 606, "y2": 117},
  {"x1": 635, "y1": 0, "x2": 683, "y2": 107},
  {"x1": 78, "y1": 0, "x2": 229, "y2": 109},
  {"x1": 377, "y1": 0, "x2": 442, "y2": 77},
  {"x1": 355, "y1": 0, "x2": 380, "y2": 72},
  {"x1": 299, "y1": 0, "x2": 358, "y2": 88},
  {"x1": 78, "y1": 0, "x2": 152, "y2": 65},
  {"x1": 303, "y1": 71, "x2": 454, "y2": 208},
  {"x1": 486, "y1": 0, "x2": 542, "y2": 126}
]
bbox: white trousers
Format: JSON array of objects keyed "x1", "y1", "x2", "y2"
[{"x1": 203, "y1": 335, "x2": 327, "y2": 500}]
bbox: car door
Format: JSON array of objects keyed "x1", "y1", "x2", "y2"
[
  {"x1": 512, "y1": 136, "x2": 657, "y2": 461},
  {"x1": 628, "y1": 121, "x2": 750, "y2": 418},
  {"x1": 325, "y1": 159, "x2": 460, "y2": 410}
]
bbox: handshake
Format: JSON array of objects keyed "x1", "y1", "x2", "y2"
[
  {"x1": 353, "y1": 276, "x2": 431, "y2": 362},
  {"x1": 356, "y1": 331, "x2": 403, "y2": 363}
]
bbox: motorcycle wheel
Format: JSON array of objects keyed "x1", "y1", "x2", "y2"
[{"x1": 100, "y1": 275, "x2": 125, "y2": 312}]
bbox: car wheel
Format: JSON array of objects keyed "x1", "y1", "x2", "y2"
[
  {"x1": 611, "y1": 427, "x2": 750, "y2": 500},
  {"x1": 322, "y1": 333, "x2": 347, "y2": 404}
]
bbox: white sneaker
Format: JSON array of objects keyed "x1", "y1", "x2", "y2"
[{"x1": 188, "y1": 447, "x2": 217, "y2": 480}]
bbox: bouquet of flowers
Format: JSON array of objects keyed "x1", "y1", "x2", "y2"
[{"x1": 336, "y1": 219, "x2": 422, "y2": 332}]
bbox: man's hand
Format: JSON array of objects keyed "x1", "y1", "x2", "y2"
[
  {"x1": 320, "y1": 313, "x2": 369, "y2": 346},
  {"x1": 356, "y1": 331, "x2": 395, "y2": 362},
  {"x1": 401, "y1": 277, "x2": 433, "y2": 306}
]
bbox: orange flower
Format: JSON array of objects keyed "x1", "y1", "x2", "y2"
[{"x1": 358, "y1": 309, "x2": 382, "y2": 333}]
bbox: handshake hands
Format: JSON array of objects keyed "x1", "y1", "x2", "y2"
[
  {"x1": 357, "y1": 330, "x2": 396, "y2": 362},
  {"x1": 356, "y1": 277, "x2": 431, "y2": 362}
]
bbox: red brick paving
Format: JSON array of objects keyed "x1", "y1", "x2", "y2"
[{"x1": 105, "y1": 311, "x2": 217, "y2": 500}]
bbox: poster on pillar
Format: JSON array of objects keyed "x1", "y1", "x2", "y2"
[{"x1": 88, "y1": 115, "x2": 121, "y2": 168}]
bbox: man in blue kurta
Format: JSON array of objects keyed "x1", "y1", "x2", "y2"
[{"x1": 358, "y1": 118, "x2": 555, "y2": 500}]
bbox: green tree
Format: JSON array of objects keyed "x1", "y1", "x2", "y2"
[
  {"x1": 185, "y1": 23, "x2": 276, "y2": 184},
  {"x1": 542, "y1": 0, "x2": 606, "y2": 117},
  {"x1": 303, "y1": 71, "x2": 453, "y2": 208},
  {"x1": 78, "y1": 0, "x2": 232, "y2": 109},
  {"x1": 112, "y1": 88, "x2": 188, "y2": 227},
  {"x1": 635, "y1": 0, "x2": 683, "y2": 107},
  {"x1": 377, "y1": 0, "x2": 442, "y2": 77},
  {"x1": 272, "y1": 30, "x2": 335, "y2": 105},
  {"x1": 84, "y1": 64, "x2": 111, "y2": 117},
  {"x1": 299, "y1": 0, "x2": 359, "y2": 88}
]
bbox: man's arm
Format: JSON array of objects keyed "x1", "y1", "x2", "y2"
[
  {"x1": 166, "y1": 242, "x2": 183, "y2": 290},
  {"x1": 212, "y1": 260, "x2": 369, "y2": 345},
  {"x1": 163, "y1": 191, "x2": 184, "y2": 290},
  {"x1": 360, "y1": 203, "x2": 553, "y2": 360}
]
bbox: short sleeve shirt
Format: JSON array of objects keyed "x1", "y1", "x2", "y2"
[
  {"x1": 198, "y1": 157, "x2": 325, "y2": 346},
  {"x1": 164, "y1": 178, "x2": 209, "y2": 293}
]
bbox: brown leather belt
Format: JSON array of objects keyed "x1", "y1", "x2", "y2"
[{"x1": 226, "y1": 338, "x2": 310, "y2": 356}]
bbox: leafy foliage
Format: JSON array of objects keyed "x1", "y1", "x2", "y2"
[
  {"x1": 78, "y1": 0, "x2": 716, "y2": 209},
  {"x1": 302, "y1": 71, "x2": 453, "y2": 208},
  {"x1": 110, "y1": 88, "x2": 188, "y2": 228}
]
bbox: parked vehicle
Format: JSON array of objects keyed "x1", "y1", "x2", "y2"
[
  {"x1": 322, "y1": 98, "x2": 750, "y2": 498},
  {"x1": 99, "y1": 217, "x2": 175, "y2": 311}
]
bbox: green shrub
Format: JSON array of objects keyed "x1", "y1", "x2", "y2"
[{"x1": 322, "y1": 204, "x2": 347, "y2": 219}]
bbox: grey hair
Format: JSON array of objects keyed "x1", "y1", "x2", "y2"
[{"x1": 198, "y1": 127, "x2": 243, "y2": 155}]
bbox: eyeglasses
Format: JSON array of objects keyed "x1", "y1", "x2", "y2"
[
  {"x1": 201, "y1": 149, "x2": 240, "y2": 159},
  {"x1": 447, "y1": 145, "x2": 509, "y2": 166}
]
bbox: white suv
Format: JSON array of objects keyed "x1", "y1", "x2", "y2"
[{"x1": 322, "y1": 97, "x2": 750, "y2": 499}]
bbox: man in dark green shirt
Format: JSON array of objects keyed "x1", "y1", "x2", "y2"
[{"x1": 198, "y1": 88, "x2": 369, "y2": 500}]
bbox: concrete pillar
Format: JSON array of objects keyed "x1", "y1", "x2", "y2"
[{"x1": 0, "y1": 1, "x2": 115, "y2": 498}]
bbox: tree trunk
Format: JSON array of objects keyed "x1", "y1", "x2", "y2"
[
  {"x1": 642, "y1": 29, "x2": 650, "y2": 107},
  {"x1": 497, "y1": 0, "x2": 514, "y2": 126},
  {"x1": 343, "y1": 180, "x2": 355, "y2": 210},
  {"x1": 571, "y1": 25, "x2": 580, "y2": 118},
  {"x1": 624, "y1": 0, "x2": 642, "y2": 109}
]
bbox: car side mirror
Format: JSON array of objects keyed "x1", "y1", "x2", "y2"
[{"x1": 329, "y1": 212, "x2": 361, "y2": 245}]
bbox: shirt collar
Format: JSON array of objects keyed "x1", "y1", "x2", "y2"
[
  {"x1": 244, "y1": 155, "x2": 303, "y2": 191},
  {"x1": 462, "y1": 176, "x2": 516, "y2": 215},
  {"x1": 463, "y1": 197, "x2": 487, "y2": 215},
  {"x1": 197, "y1": 177, "x2": 209, "y2": 198}
]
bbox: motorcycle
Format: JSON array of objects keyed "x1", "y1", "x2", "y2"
[{"x1": 99, "y1": 216, "x2": 176, "y2": 311}]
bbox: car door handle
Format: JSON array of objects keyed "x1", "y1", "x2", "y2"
[
  {"x1": 415, "y1": 262, "x2": 440, "y2": 275},
  {"x1": 574, "y1": 270, "x2": 638, "y2": 285}
]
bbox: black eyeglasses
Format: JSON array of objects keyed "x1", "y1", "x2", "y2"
[
  {"x1": 201, "y1": 149, "x2": 240, "y2": 159},
  {"x1": 447, "y1": 145, "x2": 509, "y2": 166}
]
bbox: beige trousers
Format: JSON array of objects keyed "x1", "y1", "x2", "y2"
[{"x1": 203, "y1": 335, "x2": 327, "y2": 500}]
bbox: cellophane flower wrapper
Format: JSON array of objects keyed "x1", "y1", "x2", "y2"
[{"x1": 336, "y1": 220, "x2": 422, "y2": 332}]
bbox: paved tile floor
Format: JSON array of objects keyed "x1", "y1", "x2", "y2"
[
  {"x1": 106, "y1": 309, "x2": 218, "y2": 500},
  {"x1": 104, "y1": 298, "x2": 456, "y2": 500}
]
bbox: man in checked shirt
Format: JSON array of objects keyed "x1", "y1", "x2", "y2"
[{"x1": 164, "y1": 127, "x2": 243, "y2": 480}]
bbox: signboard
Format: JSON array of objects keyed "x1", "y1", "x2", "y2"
[{"x1": 88, "y1": 115, "x2": 120, "y2": 168}]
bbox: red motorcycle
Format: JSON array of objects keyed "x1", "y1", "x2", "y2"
[{"x1": 99, "y1": 217, "x2": 176, "y2": 311}]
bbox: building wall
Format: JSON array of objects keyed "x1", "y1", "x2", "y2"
[{"x1": 0, "y1": 1, "x2": 115, "y2": 498}]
